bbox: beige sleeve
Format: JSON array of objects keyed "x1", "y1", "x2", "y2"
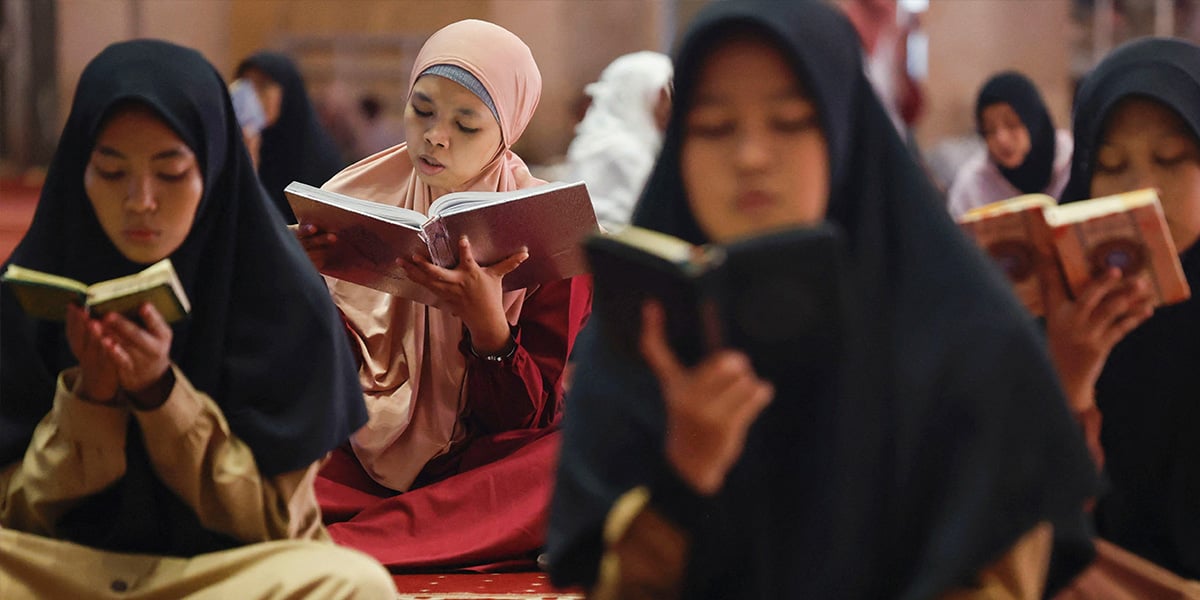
[
  {"x1": 133, "y1": 364, "x2": 329, "y2": 543},
  {"x1": 592, "y1": 486, "x2": 689, "y2": 600},
  {"x1": 939, "y1": 522, "x2": 1055, "y2": 600},
  {"x1": 0, "y1": 368, "x2": 131, "y2": 536}
]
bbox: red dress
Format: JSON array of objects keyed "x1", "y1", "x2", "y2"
[{"x1": 316, "y1": 275, "x2": 592, "y2": 571}]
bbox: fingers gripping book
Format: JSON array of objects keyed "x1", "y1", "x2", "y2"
[{"x1": 285, "y1": 180, "x2": 599, "y2": 304}]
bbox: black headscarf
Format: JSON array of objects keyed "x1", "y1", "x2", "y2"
[
  {"x1": 235, "y1": 51, "x2": 344, "y2": 223},
  {"x1": 1059, "y1": 37, "x2": 1200, "y2": 579},
  {"x1": 0, "y1": 39, "x2": 366, "y2": 556},
  {"x1": 976, "y1": 71, "x2": 1059, "y2": 194},
  {"x1": 547, "y1": 2, "x2": 1098, "y2": 598}
]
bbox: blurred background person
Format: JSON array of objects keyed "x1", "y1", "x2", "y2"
[
  {"x1": 353, "y1": 93, "x2": 406, "y2": 159},
  {"x1": 234, "y1": 51, "x2": 346, "y2": 223},
  {"x1": 562, "y1": 51, "x2": 673, "y2": 231},
  {"x1": 947, "y1": 71, "x2": 1073, "y2": 218}
]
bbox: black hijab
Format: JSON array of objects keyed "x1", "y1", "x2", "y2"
[
  {"x1": 547, "y1": 2, "x2": 1098, "y2": 598},
  {"x1": 0, "y1": 39, "x2": 366, "y2": 555},
  {"x1": 976, "y1": 71, "x2": 1059, "y2": 194},
  {"x1": 235, "y1": 51, "x2": 344, "y2": 223},
  {"x1": 1059, "y1": 37, "x2": 1200, "y2": 579}
]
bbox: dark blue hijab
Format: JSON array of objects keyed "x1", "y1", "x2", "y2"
[
  {"x1": 548, "y1": 2, "x2": 1098, "y2": 598},
  {"x1": 1, "y1": 39, "x2": 366, "y2": 556}
]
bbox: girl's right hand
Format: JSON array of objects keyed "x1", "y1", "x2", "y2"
[
  {"x1": 639, "y1": 301, "x2": 774, "y2": 496},
  {"x1": 66, "y1": 304, "x2": 120, "y2": 403},
  {"x1": 290, "y1": 222, "x2": 337, "y2": 270},
  {"x1": 1041, "y1": 265, "x2": 1155, "y2": 411}
]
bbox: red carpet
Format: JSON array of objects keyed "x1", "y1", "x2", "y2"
[
  {"x1": 0, "y1": 178, "x2": 39, "y2": 262},
  {"x1": 391, "y1": 572, "x2": 582, "y2": 599}
]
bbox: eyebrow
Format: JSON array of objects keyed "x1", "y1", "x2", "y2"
[
  {"x1": 412, "y1": 91, "x2": 481, "y2": 119},
  {"x1": 94, "y1": 145, "x2": 188, "y2": 161}
]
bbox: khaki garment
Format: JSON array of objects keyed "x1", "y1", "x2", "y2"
[{"x1": 0, "y1": 366, "x2": 394, "y2": 598}]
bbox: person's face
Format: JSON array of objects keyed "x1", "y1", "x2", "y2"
[
  {"x1": 653, "y1": 85, "x2": 672, "y2": 132},
  {"x1": 980, "y1": 102, "x2": 1031, "y2": 169},
  {"x1": 241, "y1": 67, "x2": 282, "y2": 127},
  {"x1": 681, "y1": 37, "x2": 829, "y2": 243},
  {"x1": 404, "y1": 75, "x2": 503, "y2": 195},
  {"x1": 84, "y1": 105, "x2": 204, "y2": 264},
  {"x1": 1092, "y1": 97, "x2": 1200, "y2": 253}
]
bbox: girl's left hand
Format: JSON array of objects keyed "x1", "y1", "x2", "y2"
[
  {"x1": 99, "y1": 302, "x2": 174, "y2": 409},
  {"x1": 399, "y1": 235, "x2": 528, "y2": 354}
]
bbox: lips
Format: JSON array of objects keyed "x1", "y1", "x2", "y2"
[
  {"x1": 736, "y1": 189, "x2": 775, "y2": 212},
  {"x1": 123, "y1": 227, "x2": 159, "y2": 243},
  {"x1": 417, "y1": 154, "x2": 446, "y2": 176}
]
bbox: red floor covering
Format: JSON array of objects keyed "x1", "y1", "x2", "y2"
[{"x1": 391, "y1": 572, "x2": 583, "y2": 599}]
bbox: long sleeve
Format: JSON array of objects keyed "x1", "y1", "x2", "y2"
[
  {"x1": 461, "y1": 274, "x2": 592, "y2": 433},
  {"x1": 133, "y1": 364, "x2": 328, "y2": 543},
  {"x1": 2, "y1": 365, "x2": 328, "y2": 545},
  {"x1": 0, "y1": 368, "x2": 129, "y2": 536}
]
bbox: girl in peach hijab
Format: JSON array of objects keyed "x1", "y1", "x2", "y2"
[{"x1": 297, "y1": 19, "x2": 592, "y2": 571}]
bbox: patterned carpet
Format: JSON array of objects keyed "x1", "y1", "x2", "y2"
[{"x1": 391, "y1": 572, "x2": 583, "y2": 600}]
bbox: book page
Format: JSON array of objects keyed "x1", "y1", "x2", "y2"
[
  {"x1": 285, "y1": 181, "x2": 426, "y2": 227},
  {"x1": 427, "y1": 180, "x2": 582, "y2": 218},
  {"x1": 1, "y1": 265, "x2": 88, "y2": 294},
  {"x1": 86, "y1": 259, "x2": 191, "y2": 322}
]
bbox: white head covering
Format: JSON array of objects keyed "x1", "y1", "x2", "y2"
[{"x1": 566, "y1": 51, "x2": 673, "y2": 230}]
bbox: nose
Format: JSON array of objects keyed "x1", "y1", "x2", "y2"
[
  {"x1": 425, "y1": 121, "x2": 448, "y2": 149},
  {"x1": 733, "y1": 126, "x2": 770, "y2": 173},
  {"x1": 125, "y1": 173, "x2": 157, "y2": 214}
]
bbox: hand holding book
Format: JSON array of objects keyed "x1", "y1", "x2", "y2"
[
  {"x1": 398, "y1": 234, "x2": 528, "y2": 354},
  {"x1": 639, "y1": 301, "x2": 774, "y2": 496},
  {"x1": 66, "y1": 301, "x2": 175, "y2": 410}
]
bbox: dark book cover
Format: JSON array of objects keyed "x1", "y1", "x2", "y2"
[{"x1": 586, "y1": 224, "x2": 843, "y2": 382}]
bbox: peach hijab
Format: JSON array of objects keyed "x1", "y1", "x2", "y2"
[{"x1": 321, "y1": 19, "x2": 543, "y2": 491}]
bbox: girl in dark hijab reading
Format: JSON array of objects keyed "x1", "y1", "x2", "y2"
[
  {"x1": 546, "y1": 2, "x2": 1098, "y2": 598},
  {"x1": 947, "y1": 71, "x2": 1073, "y2": 218},
  {"x1": 1043, "y1": 37, "x2": 1200, "y2": 593},
  {"x1": 234, "y1": 51, "x2": 345, "y2": 223},
  {"x1": 0, "y1": 40, "x2": 391, "y2": 598}
]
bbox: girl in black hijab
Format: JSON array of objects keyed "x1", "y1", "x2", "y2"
[
  {"x1": 947, "y1": 71, "x2": 1073, "y2": 218},
  {"x1": 0, "y1": 39, "x2": 390, "y2": 597},
  {"x1": 235, "y1": 51, "x2": 345, "y2": 223},
  {"x1": 1045, "y1": 37, "x2": 1200, "y2": 585},
  {"x1": 546, "y1": 2, "x2": 1097, "y2": 598}
]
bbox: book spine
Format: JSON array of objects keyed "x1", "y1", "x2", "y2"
[{"x1": 420, "y1": 217, "x2": 457, "y2": 269}]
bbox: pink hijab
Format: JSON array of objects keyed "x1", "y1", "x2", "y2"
[{"x1": 321, "y1": 20, "x2": 543, "y2": 491}]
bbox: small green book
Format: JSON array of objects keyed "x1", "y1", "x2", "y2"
[{"x1": 1, "y1": 258, "x2": 191, "y2": 323}]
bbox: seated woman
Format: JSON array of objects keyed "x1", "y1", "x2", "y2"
[
  {"x1": 1041, "y1": 37, "x2": 1200, "y2": 593},
  {"x1": 546, "y1": 2, "x2": 1098, "y2": 598},
  {"x1": 564, "y1": 50, "x2": 673, "y2": 231},
  {"x1": 300, "y1": 19, "x2": 592, "y2": 571},
  {"x1": 947, "y1": 71, "x2": 1073, "y2": 218},
  {"x1": 0, "y1": 40, "x2": 392, "y2": 598},
  {"x1": 234, "y1": 51, "x2": 345, "y2": 223}
]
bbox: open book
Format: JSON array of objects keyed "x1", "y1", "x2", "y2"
[
  {"x1": 585, "y1": 224, "x2": 843, "y2": 381},
  {"x1": 957, "y1": 189, "x2": 1190, "y2": 316},
  {"x1": 1, "y1": 258, "x2": 191, "y2": 323},
  {"x1": 285, "y1": 180, "x2": 599, "y2": 305}
]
